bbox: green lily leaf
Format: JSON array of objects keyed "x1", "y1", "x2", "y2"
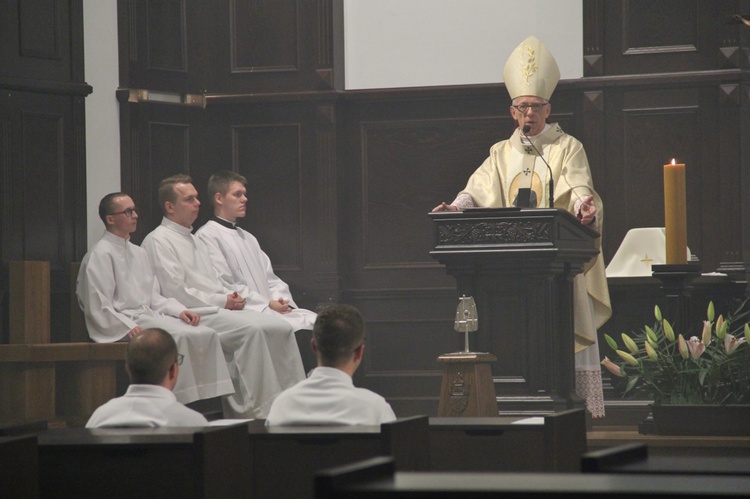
[{"x1": 624, "y1": 375, "x2": 640, "y2": 393}]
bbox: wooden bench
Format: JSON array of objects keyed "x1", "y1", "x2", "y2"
[
  {"x1": 247, "y1": 415, "x2": 430, "y2": 499},
  {"x1": 0, "y1": 261, "x2": 127, "y2": 426},
  {"x1": 37, "y1": 423, "x2": 250, "y2": 498},
  {"x1": 314, "y1": 456, "x2": 750, "y2": 498},
  {"x1": 0, "y1": 342, "x2": 127, "y2": 425},
  {"x1": 0, "y1": 418, "x2": 48, "y2": 437},
  {"x1": 429, "y1": 408, "x2": 586, "y2": 472},
  {"x1": 0, "y1": 434, "x2": 39, "y2": 498}
]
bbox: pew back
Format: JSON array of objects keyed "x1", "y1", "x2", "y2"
[
  {"x1": 0, "y1": 434, "x2": 39, "y2": 498},
  {"x1": 248, "y1": 415, "x2": 429, "y2": 499},
  {"x1": 582, "y1": 443, "x2": 750, "y2": 476},
  {"x1": 429, "y1": 408, "x2": 586, "y2": 472},
  {"x1": 37, "y1": 423, "x2": 250, "y2": 499},
  {"x1": 315, "y1": 456, "x2": 750, "y2": 498}
]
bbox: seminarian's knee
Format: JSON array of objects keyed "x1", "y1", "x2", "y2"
[{"x1": 250, "y1": 312, "x2": 294, "y2": 337}]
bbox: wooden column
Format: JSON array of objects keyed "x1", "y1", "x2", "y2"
[
  {"x1": 437, "y1": 353, "x2": 498, "y2": 417},
  {"x1": 9, "y1": 261, "x2": 50, "y2": 344}
]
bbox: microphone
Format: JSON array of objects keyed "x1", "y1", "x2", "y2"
[{"x1": 521, "y1": 125, "x2": 554, "y2": 209}]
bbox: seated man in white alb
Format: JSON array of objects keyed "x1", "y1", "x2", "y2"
[
  {"x1": 196, "y1": 170, "x2": 317, "y2": 370},
  {"x1": 87, "y1": 328, "x2": 208, "y2": 427},
  {"x1": 77, "y1": 192, "x2": 233, "y2": 405},
  {"x1": 142, "y1": 174, "x2": 305, "y2": 418},
  {"x1": 266, "y1": 304, "x2": 396, "y2": 426}
]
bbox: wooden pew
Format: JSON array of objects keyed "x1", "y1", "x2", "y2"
[
  {"x1": 582, "y1": 443, "x2": 750, "y2": 476},
  {"x1": 0, "y1": 418, "x2": 48, "y2": 437},
  {"x1": 314, "y1": 456, "x2": 750, "y2": 498},
  {"x1": 0, "y1": 342, "x2": 127, "y2": 425},
  {"x1": 0, "y1": 434, "x2": 39, "y2": 498},
  {"x1": 247, "y1": 415, "x2": 430, "y2": 499},
  {"x1": 37, "y1": 423, "x2": 250, "y2": 499},
  {"x1": 0, "y1": 261, "x2": 127, "y2": 426},
  {"x1": 429, "y1": 408, "x2": 586, "y2": 472}
]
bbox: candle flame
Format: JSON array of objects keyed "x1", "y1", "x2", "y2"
[{"x1": 671, "y1": 158, "x2": 676, "y2": 165}]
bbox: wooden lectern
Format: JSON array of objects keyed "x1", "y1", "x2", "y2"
[{"x1": 430, "y1": 208, "x2": 599, "y2": 415}]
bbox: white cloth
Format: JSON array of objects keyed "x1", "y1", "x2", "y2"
[
  {"x1": 86, "y1": 384, "x2": 208, "y2": 427},
  {"x1": 574, "y1": 285, "x2": 605, "y2": 418},
  {"x1": 606, "y1": 227, "x2": 692, "y2": 277},
  {"x1": 142, "y1": 217, "x2": 305, "y2": 418},
  {"x1": 76, "y1": 231, "x2": 234, "y2": 404},
  {"x1": 265, "y1": 367, "x2": 396, "y2": 426},
  {"x1": 196, "y1": 220, "x2": 317, "y2": 331}
]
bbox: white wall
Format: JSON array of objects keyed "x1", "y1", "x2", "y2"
[
  {"x1": 83, "y1": 0, "x2": 120, "y2": 249},
  {"x1": 344, "y1": 0, "x2": 582, "y2": 89},
  {"x1": 82, "y1": 1, "x2": 582, "y2": 243}
]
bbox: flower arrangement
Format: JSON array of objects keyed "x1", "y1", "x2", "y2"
[{"x1": 601, "y1": 301, "x2": 750, "y2": 405}]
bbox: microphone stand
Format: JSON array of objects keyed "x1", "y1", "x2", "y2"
[{"x1": 521, "y1": 125, "x2": 554, "y2": 209}]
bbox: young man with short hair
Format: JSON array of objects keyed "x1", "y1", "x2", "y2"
[
  {"x1": 86, "y1": 328, "x2": 209, "y2": 427},
  {"x1": 266, "y1": 304, "x2": 396, "y2": 426}
]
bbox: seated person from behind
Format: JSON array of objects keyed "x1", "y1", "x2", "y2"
[
  {"x1": 265, "y1": 304, "x2": 396, "y2": 426},
  {"x1": 86, "y1": 328, "x2": 208, "y2": 428}
]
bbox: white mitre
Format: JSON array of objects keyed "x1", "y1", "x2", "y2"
[{"x1": 502, "y1": 36, "x2": 560, "y2": 100}]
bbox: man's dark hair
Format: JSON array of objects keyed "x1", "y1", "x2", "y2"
[
  {"x1": 207, "y1": 171, "x2": 248, "y2": 208},
  {"x1": 158, "y1": 174, "x2": 193, "y2": 216},
  {"x1": 98, "y1": 192, "x2": 128, "y2": 225},
  {"x1": 126, "y1": 328, "x2": 178, "y2": 385},
  {"x1": 313, "y1": 304, "x2": 365, "y2": 367}
]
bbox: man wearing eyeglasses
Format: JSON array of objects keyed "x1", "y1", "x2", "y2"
[
  {"x1": 432, "y1": 36, "x2": 611, "y2": 420},
  {"x1": 87, "y1": 328, "x2": 208, "y2": 427},
  {"x1": 77, "y1": 192, "x2": 234, "y2": 407},
  {"x1": 266, "y1": 304, "x2": 396, "y2": 426},
  {"x1": 142, "y1": 174, "x2": 305, "y2": 419}
]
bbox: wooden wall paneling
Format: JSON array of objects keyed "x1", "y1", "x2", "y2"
[
  {"x1": 583, "y1": 0, "x2": 605, "y2": 77},
  {"x1": 0, "y1": 91, "x2": 87, "y2": 342},
  {"x1": 341, "y1": 92, "x2": 508, "y2": 291},
  {"x1": 601, "y1": 0, "x2": 725, "y2": 76},
  {"x1": 0, "y1": 0, "x2": 89, "y2": 344},
  {"x1": 0, "y1": 0, "x2": 81, "y2": 84},
  {"x1": 310, "y1": 101, "x2": 341, "y2": 304},
  {"x1": 120, "y1": 0, "x2": 341, "y2": 95},
  {"x1": 121, "y1": 0, "x2": 190, "y2": 93},
  {"x1": 211, "y1": 0, "x2": 339, "y2": 93},
  {"x1": 579, "y1": 89, "x2": 612, "y2": 259},
  {"x1": 717, "y1": 83, "x2": 743, "y2": 266},
  {"x1": 348, "y1": 288, "x2": 459, "y2": 417},
  {"x1": 212, "y1": 99, "x2": 329, "y2": 307},
  {"x1": 230, "y1": 118, "x2": 307, "y2": 302},
  {"x1": 600, "y1": 88, "x2": 627, "y2": 264},
  {"x1": 120, "y1": 102, "x2": 196, "y2": 244},
  {"x1": 701, "y1": 84, "x2": 741, "y2": 268},
  {"x1": 0, "y1": 106, "x2": 8, "y2": 343}
]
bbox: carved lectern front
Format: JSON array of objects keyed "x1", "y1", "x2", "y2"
[{"x1": 430, "y1": 208, "x2": 599, "y2": 415}]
